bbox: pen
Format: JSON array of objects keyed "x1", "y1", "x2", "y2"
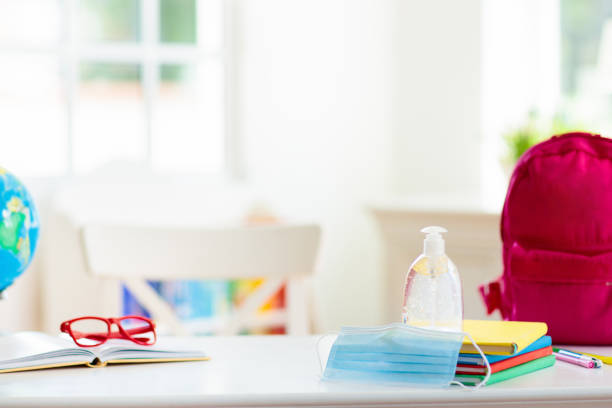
[
  {"x1": 572, "y1": 351, "x2": 610, "y2": 366},
  {"x1": 553, "y1": 348, "x2": 603, "y2": 368},
  {"x1": 553, "y1": 352, "x2": 595, "y2": 368}
]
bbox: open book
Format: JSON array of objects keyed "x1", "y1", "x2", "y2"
[{"x1": 0, "y1": 332, "x2": 208, "y2": 373}]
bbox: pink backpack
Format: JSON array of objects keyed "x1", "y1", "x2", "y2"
[{"x1": 480, "y1": 132, "x2": 612, "y2": 344}]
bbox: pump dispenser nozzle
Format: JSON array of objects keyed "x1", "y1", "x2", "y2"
[{"x1": 421, "y1": 226, "x2": 447, "y2": 256}]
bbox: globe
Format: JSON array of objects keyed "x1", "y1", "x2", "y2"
[{"x1": 0, "y1": 167, "x2": 39, "y2": 293}]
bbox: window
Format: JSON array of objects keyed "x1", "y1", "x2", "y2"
[
  {"x1": 560, "y1": 0, "x2": 612, "y2": 135},
  {"x1": 0, "y1": 0, "x2": 228, "y2": 177}
]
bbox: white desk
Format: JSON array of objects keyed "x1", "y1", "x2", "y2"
[{"x1": 0, "y1": 336, "x2": 611, "y2": 408}]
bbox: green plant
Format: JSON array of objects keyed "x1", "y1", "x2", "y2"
[{"x1": 503, "y1": 110, "x2": 583, "y2": 164}]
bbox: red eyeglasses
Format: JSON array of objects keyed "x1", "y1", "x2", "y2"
[{"x1": 60, "y1": 316, "x2": 157, "y2": 347}]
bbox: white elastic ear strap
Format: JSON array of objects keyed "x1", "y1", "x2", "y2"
[
  {"x1": 315, "y1": 333, "x2": 337, "y2": 375},
  {"x1": 450, "y1": 332, "x2": 491, "y2": 390}
]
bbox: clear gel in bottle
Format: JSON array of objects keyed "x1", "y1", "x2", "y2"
[{"x1": 402, "y1": 226, "x2": 463, "y2": 332}]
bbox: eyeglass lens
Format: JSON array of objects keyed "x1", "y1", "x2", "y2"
[
  {"x1": 70, "y1": 318, "x2": 109, "y2": 346},
  {"x1": 119, "y1": 317, "x2": 155, "y2": 344}
]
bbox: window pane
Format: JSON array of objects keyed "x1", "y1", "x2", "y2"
[
  {"x1": 78, "y1": 0, "x2": 141, "y2": 43},
  {"x1": 152, "y1": 61, "x2": 224, "y2": 173},
  {"x1": 0, "y1": 1, "x2": 61, "y2": 47},
  {"x1": 560, "y1": 0, "x2": 612, "y2": 134},
  {"x1": 0, "y1": 56, "x2": 67, "y2": 177},
  {"x1": 561, "y1": 0, "x2": 612, "y2": 94},
  {"x1": 160, "y1": 0, "x2": 196, "y2": 44},
  {"x1": 74, "y1": 63, "x2": 146, "y2": 174}
]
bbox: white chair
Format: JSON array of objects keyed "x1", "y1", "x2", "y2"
[{"x1": 79, "y1": 224, "x2": 321, "y2": 335}]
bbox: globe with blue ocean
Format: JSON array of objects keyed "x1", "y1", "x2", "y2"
[{"x1": 0, "y1": 167, "x2": 39, "y2": 294}]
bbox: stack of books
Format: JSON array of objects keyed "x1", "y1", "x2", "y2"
[{"x1": 454, "y1": 320, "x2": 555, "y2": 386}]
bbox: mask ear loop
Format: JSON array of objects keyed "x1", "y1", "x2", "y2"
[
  {"x1": 315, "y1": 333, "x2": 338, "y2": 375},
  {"x1": 450, "y1": 332, "x2": 491, "y2": 390}
]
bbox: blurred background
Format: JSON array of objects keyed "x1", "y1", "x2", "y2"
[{"x1": 0, "y1": 0, "x2": 610, "y2": 335}]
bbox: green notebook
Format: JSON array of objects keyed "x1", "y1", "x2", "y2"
[{"x1": 454, "y1": 355, "x2": 555, "y2": 386}]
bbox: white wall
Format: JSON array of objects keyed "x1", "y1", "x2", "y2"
[
  {"x1": 237, "y1": 0, "x2": 394, "y2": 331},
  {"x1": 236, "y1": 0, "x2": 507, "y2": 330},
  {"x1": 0, "y1": 258, "x2": 41, "y2": 332},
  {"x1": 390, "y1": 0, "x2": 483, "y2": 201}
]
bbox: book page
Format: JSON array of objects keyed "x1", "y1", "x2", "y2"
[
  {"x1": 93, "y1": 338, "x2": 207, "y2": 362},
  {"x1": 0, "y1": 332, "x2": 93, "y2": 368}
]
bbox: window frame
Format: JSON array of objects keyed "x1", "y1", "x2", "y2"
[{"x1": 0, "y1": 0, "x2": 240, "y2": 179}]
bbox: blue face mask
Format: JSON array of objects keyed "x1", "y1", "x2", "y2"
[{"x1": 319, "y1": 323, "x2": 489, "y2": 388}]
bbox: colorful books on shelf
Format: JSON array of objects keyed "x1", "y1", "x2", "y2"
[{"x1": 455, "y1": 320, "x2": 555, "y2": 386}]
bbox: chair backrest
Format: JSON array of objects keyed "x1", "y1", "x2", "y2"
[
  {"x1": 81, "y1": 224, "x2": 320, "y2": 280},
  {"x1": 79, "y1": 223, "x2": 321, "y2": 335}
]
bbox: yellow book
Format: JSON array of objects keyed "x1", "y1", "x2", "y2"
[{"x1": 461, "y1": 320, "x2": 548, "y2": 355}]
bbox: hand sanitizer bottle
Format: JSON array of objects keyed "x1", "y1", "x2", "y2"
[{"x1": 402, "y1": 226, "x2": 463, "y2": 332}]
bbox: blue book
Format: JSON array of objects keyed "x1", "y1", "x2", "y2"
[{"x1": 457, "y1": 336, "x2": 552, "y2": 365}]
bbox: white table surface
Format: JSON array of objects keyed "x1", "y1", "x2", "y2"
[{"x1": 0, "y1": 335, "x2": 611, "y2": 408}]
